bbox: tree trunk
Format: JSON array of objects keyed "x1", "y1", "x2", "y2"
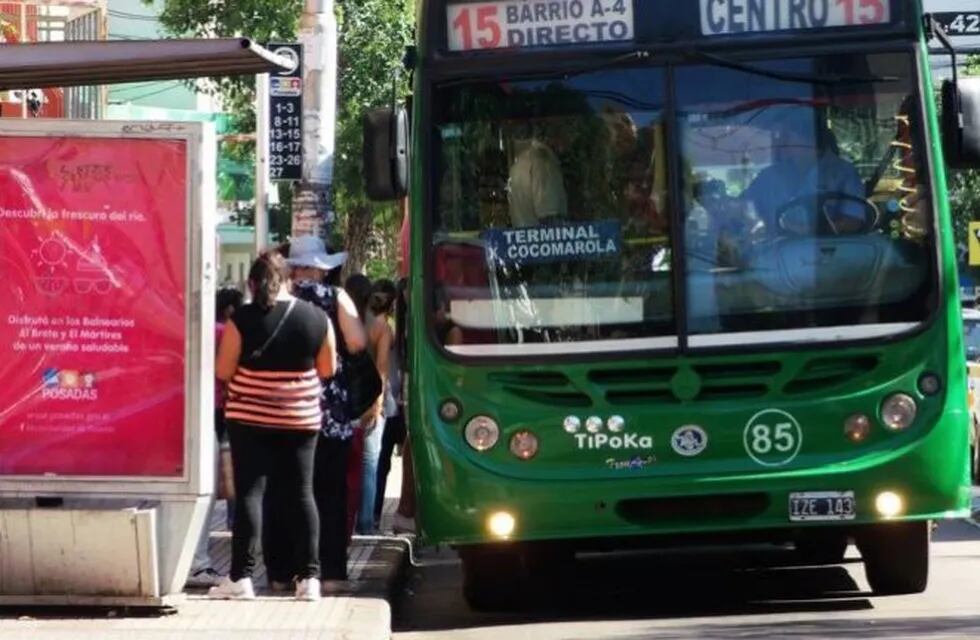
[{"x1": 343, "y1": 203, "x2": 374, "y2": 280}]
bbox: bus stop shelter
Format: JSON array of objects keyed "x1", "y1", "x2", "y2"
[{"x1": 0, "y1": 38, "x2": 288, "y2": 607}]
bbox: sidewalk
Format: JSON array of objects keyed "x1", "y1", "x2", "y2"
[{"x1": 0, "y1": 457, "x2": 412, "y2": 640}]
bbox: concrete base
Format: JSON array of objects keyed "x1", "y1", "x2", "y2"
[{"x1": 0, "y1": 496, "x2": 209, "y2": 604}]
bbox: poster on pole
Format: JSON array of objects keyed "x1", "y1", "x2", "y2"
[{"x1": 0, "y1": 135, "x2": 188, "y2": 477}]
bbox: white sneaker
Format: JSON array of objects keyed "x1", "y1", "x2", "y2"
[
  {"x1": 392, "y1": 513, "x2": 416, "y2": 534},
  {"x1": 208, "y1": 576, "x2": 255, "y2": 600},
  {"x1": 295, "y1": 577, "x2": 321, "y2": 601}
]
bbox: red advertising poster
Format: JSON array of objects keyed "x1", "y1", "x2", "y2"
[{"x1": 0, "y1": 136, "x2": 187, "y2": 477}]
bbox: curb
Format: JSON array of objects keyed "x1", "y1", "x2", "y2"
[{"x1": 347, "y1": 536, "x2": 412, "y2": 640}]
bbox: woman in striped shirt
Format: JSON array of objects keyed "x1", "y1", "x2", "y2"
[{"x1": 210, "y1": 250, "x2": 337, "y2": 601}]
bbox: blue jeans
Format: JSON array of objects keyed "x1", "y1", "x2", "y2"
[{"x1": 356, "y1": 416, "x2": 385, "y2": 534}]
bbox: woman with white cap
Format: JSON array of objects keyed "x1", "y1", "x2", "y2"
[{"x1": 264, "y1": 235, "x2": 369, "y2": 595}]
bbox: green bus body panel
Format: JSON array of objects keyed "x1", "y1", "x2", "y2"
[{"x1": 404, "y1": 0, "x2": 970, "y2": 547}]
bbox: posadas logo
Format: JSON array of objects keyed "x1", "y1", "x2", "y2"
[{"x1": 41, "y1": 368, "x2": 98, "y2": 401}]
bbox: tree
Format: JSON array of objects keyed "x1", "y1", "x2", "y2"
[
  {"x1": 332, "y1": 0, "x2": 414, "y2": 279},
  {"x1": 152, "y1": 0, "x2": 413, "y2": 279}
]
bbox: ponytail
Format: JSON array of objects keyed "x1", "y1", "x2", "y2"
[{"x1": 248, "y1": 251, "x2": 289, "y2": 310}]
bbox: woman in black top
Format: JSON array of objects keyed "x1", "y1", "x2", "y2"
[{"x1": 211, "y1": 250, "x2": 336, "y2": 601}]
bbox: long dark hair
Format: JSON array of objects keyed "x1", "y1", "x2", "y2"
[
  {"x1": 248, "y1": 250, "x2": 289, "y2": 310},
  {"x1": 369, "y1": 279, "x2": 397, "y2": 316},
  {"x1": 345, "y1": 274, "x2": 373, "y2": 321}
]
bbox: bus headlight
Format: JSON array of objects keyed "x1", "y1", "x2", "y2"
[
  {"x1": 875, "y1": 491, "x2": 905, "y2": 518},
  {"x1": 586, "y1": 416, "x2": 604, "y2": 434},
  {"x1": 439, "y1": 399, "x2": 462, "y2": 422},
  {"x1": 487, "y1": 511, "x2": 516, "y2": 539},
  {"x1": 844, "y1": 414, "x2": 872, "y2": 443},
  {"x1": 918, "y1": 373, "x2": 941, "y2": 397},
  {"x1": 465, "y1": 416, "x2": 500, "y2": 452},
  {"x1": 510, "y1": 431, "x2": 539, "y2": 460},
  {"x1": 881, "y1": 394, "x2": 917, "y2": 431}
]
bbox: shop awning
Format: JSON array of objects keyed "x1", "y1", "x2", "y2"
[{"x1": 0, "y1": 38, "x2": 292, "y2": 90}]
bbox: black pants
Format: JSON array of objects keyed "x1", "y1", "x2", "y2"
[
  {"x1": 228, "y1": 421, "x2": 319, "y2": 582},
  {"x1": 375, "y1": 412, "x2": 407, "y2": 521},
  {"x1": 265, "y1": 434, "x2": 352, "y2": 581}
]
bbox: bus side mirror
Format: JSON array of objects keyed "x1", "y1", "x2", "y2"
[
  {"x1": 942, "y1": 78, "x2": 980, "y2": 170},
  {"x1": 363, "y1": 106, "x2": 409, "y2": 201}
]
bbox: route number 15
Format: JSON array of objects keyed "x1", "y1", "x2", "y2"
[{"x1": 450, "y1": 6, "x2": 502, "y2": 51}]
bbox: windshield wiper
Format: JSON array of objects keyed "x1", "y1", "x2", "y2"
[
  {"x1": 683, "y1": 50, "x2": 899, "y2": 85},
  {"x1": 561, "y1": 49, "x2": 651, "y2": 79}
]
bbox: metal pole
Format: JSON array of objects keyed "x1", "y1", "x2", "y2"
[
  {"x1": 293, "y1": 0, "x2": 337, "y2": 239},
  {"x1": 255, "y1": 73, "x2": 271, "y2": 255}
]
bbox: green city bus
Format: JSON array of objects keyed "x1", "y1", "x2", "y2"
[{"x1": 364, "y1": 0, "x2": 980, "y2": 609}]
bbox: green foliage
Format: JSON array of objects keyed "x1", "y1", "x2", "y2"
[
  {"x1": 152, "y1": 0, "x2": 413, "y2": 278},
  {"x1": 333, "y1": 0, "x2": 415, "y2": 277},
  {"x1": 148, "y1": 0, "x2": 302, "y2": 130}
]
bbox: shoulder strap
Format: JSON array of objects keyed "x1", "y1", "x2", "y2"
[
  {"x1": 249, "y1": 298, "x2": 296, "y2": 360},
  {"x1": 328, "y1": 286, "x2": 350, "y2": 359}
]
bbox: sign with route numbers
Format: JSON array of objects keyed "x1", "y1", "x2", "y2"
[
  {"x1": 743, "y1": 409, "x2": 803, "y2": 467},
  {"x1": 267, "y1": 42, "x2": 303, "y2": 182},
  {"x1": 701, "y1": 0, "x2": 891, "y2": 36},
  {"x1": 446, "y1": 0, "x2": 635, "y2": 52},
  {"x1": 933, "y1": 11, "x2": 980, "y2": 37}
]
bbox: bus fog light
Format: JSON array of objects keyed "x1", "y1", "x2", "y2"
[
  {"x1": 439, "y1": 400, "x2": 462, "y2": 422},
  {"x1": 875, "y1": 491, "x2": 905, "y2": 518},
  {"x1": 510, "y1": 431, "x2": 539, "y2": 460},
  {"x1": 487, "y1": 511, "x2": 516, "y2": 539},
  {"x1": 844, "y1": 414, "x2": 872, "y2": 443},
  {"x1": 586, "y1": 416, "x2": 604, "y2": 434},
  {"x1": 563, "y1": 416, "x2": 581, "y2": 434},
  {"x1": 918, "y1": 373, "x2": 941, "y2": 397},
  {"x1": 607, "y1": 416, "x2": 626, "y2": 433},
  {"x1": 465, "y1": 416, "x2": 500, "y2": 452},
  {"x1": 881, "y1": 394, "x2": 917, "y2": 431}
]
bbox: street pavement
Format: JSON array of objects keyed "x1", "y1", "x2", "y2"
[{"x1": 392, "y1": 489, "x2": 980, "y2": 640}]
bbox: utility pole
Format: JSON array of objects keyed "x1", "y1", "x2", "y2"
[
  {"x1": 254, "y1": 73, "x2": 271, "y2": 255},
  {"x1": 293, "y1": 0, "x2": 338, "y2": 240}
]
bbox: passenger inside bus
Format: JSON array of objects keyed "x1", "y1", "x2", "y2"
[{"x1": 507, "y1": 137, "x2": 567, "y2": 227}]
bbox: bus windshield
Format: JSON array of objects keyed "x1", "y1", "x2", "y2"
[{"x1": 430, "y1": 51, "x2": 934, "y2": 356}]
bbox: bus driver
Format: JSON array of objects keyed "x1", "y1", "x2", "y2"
[{"x1": 740, "y1": 106, "x2": 868, "y2": 237}]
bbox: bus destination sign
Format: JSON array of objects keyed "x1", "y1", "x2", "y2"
[
  {"x1": 701, "y1": 0, "x2": 890, "y2": 36},
  {"x1": 447, "y1": 0, "x2": 634, "y2": 52}
]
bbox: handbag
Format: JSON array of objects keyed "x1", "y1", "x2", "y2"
[{"x1": 346, "y1": 349, "x2": 383, "y2": 419}]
